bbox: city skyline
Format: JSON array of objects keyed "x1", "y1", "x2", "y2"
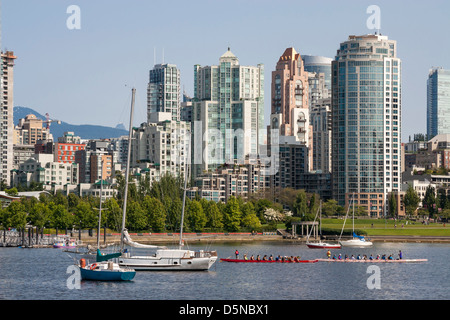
[{"x1": 2, "y1": 0, "x2": 450, "y2": 142}]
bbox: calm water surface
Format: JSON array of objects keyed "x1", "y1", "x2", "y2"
[{"x1": 0, "y1": 241, "x2": 448, "y2": 300}]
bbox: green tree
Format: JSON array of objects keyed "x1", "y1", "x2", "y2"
[
  {"x1": 74, "y1": 200, "x2": 97, "y2": 229},
  {"x1": 423, "y1": 186, "x2": 437, "y2": 217},
  {"x1": 223, "y1": 196, "x2": 241, "y2": 232},
  {"x1": 274, "y1": 187, "x2": 298, "y2": 212},
  {"x1": 29, "y1": 202, "x2": 51, "y2": 230},
  {"x1": 1, "y1": 202, "x2": 27, "y2": 229},
  {"x1": 292, "y1": 190, "x2": 308, "y2": 218},
  {"x1": 52, "y1": 191, "x2": 69, "y2": 207},
  {"x1": 50, "y1": 203, "x2": 73, "y2": 230},
  {"x1": 186, "y1": 199, "x2": 207, "y2": 232},
  {"x1": 355, "y1": 205, "x2": 368, "y2": 216},
  {"x1": 322, "y1": 199, "x2": 339, "y2": 217},
  {"x1": 437, "y1": 189, "x2": 450, "y2": 212},
  {"x1": 67, "y1": 193, "x2": 80, "y2": 212},
  {"x1": 166, "y1": 197, "x2": 183, "y2": 231},
  {"x1": 143, "y1": 196, "x2": 166, "y2": 232},
  {"x1": 150, "y1": 173, "x2": 183, "y2": 204},
  {"x1": 5, "y1": 187, "x2": 18, "y2": 196},
  {"x1": 126, "y1": 200, "x2": 147, "y2": 231},
  {"x1": 240, "y1": 201, "x2": 261, "y2": 230},
  {"x1": 104, "y1": 198, "x2": 123, "y2": 232},
  {"x1": 308, "y1": 193, "x2": 319, "y2": 216},
  {"x1": 388, "y1": 193, "x2": 398, "y2": 218},
  {"x1": 9, "y1": 202, "x2": 28, "y2": 229},
  {"x1": 403, "y1": 184, "x2": 420, "y2": 217},
  {"x1": 205, "y1": 201, "x2": 223, "y2": 230},
  {"x1": 254, "y1": 198, "x2": 273, "y2": 223},
  {"x1": 241, "y1": 213, "x2": 262, "y2": 230},
  {"x1": 241, "y1": 202, "x2": 256, "y2": 220}
]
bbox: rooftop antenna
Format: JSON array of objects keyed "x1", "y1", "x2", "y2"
[{"x1": 162, "y1": 47, "x2": 165, "y2": 64}]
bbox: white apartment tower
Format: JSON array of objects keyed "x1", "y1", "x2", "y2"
[
  {"x1": 131, "y1": 112, "x2": 189, "y2": 179},
  {"x1": 147, "y1": 63, "x2": 181, "y2": 122},
  {"x1": 1, "y1": 51, "x2": 16, "y2": 187},
  {"x1": 192, "y1": 48, "x2": 264, "y2": 178}
]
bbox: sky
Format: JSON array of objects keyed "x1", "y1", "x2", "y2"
[{"x1": 2, "y1": 0, "x2": 450, "y2": 142}]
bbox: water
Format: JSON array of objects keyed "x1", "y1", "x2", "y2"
[{"x1": 0, "y1": 242, "x2": 448, "y2": 300}]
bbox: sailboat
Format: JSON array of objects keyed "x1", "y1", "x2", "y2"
[
  {"x1": 76, "y1": 90, "x2": 137, "y2": 281},
  {"x1": 338, "y1": 194, "x2": 373, "y2": 247},
  {"x1": 306, "y1": 201, "x2": 341, "y2": 249},
  {"x1": 114, "y1": 90, "x2": 218, "y2": 271}
]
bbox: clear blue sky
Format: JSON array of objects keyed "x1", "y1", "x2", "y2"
[{"x1": 2, "y1": 0, "x2": 450, "y2": 142}]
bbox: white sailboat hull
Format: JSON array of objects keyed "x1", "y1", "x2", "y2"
[
  {"x1": 117, "y1": 249, "x2": 218, "y2": 271},
  {"x1": 306, "y1": 241, "x2": 342, "y2": 249},
  {"x1": 339, "y1": 238, "x2": 373, "y2": 247}
]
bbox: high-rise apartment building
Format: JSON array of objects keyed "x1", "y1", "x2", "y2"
[
  {"x1": 14, "y1": 114, "x2": 52, "y2": 144},
  {"x1": 268, "y1": 47, "x2": 313, "y2": 178},
  {"x1": 192, "y1": 48, "x2": 264, "y2": 178},
  {"x1": 1, "y1": 51, "x2": 16, "y2": 186},
  {"x1": 331, "y1": 34, "x2": 402, "y2": 217},
  {"x1": 147, "y1": 63, "x2": 181, "y2": 122},
  {"x1": 131, "y1": 112, "x2": 189, "y2": 180},
  {"x1": 75, "y1": 139, "x2": 116, "y2": 183},
  {"x1": 270, "y1": 48, "x2": 309, "y2": 138},
  {"x1": 311, "y1": 98, "x2": 332, "y2": 173},
  {"x1": 302, "y1": 55, "x2": 333, "y2": 91},
  {"x1": 427, "y1": 67, "x2": 450, "y2": 138}
]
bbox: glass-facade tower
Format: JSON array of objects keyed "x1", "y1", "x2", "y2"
[
  {"x1": 192, "y1": 49, "x2": 264, "y2": 178},
  {"x1": 147, "y1": 64, "x2": 181, "y2": 122},
  {"x1": 302, "y1": 55, "x2": 333, "y2": 90},
  {"x1": 331, "y1": 34, "x2": 401, "y2": 217},
  {"x1": 427, "y1": 68, "x2": 450, "y2": 138}
]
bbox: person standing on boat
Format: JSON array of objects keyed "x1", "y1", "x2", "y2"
[
  {"x1": 235, "y1": 249, "x2": 239, "y2": 259},
  {"x1": 398, "y1": 250, "x2": 403, "y2": 260},
  {"x1": 326, "y1": 250, "x2": 331, "y2": 259}
]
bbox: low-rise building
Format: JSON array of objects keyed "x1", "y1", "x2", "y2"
[
  {"x1": 187, "y1": 160, "x2": 269, "y2": 202},
  {"x1": 12, "y1": 153, "x2": 79, "y2": 190}
]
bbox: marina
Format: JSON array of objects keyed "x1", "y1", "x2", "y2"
[{"x1": 0, "y1": 241, "x2": 448, "y2": 300}]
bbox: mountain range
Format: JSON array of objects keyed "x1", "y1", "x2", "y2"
[{"x1": 14, "y1": 106, "x2": 129, "y2": 140}]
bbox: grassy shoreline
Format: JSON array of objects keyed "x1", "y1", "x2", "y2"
[{"x1": 320, "y1": 218, "x2": 450, "y2": 237}]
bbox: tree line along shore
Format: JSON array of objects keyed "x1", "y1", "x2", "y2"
[{"x1": 1, "y1": 175, "x2": 449, "y2": 239}]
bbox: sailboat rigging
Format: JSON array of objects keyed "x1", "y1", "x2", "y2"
[
  {"x1": 75, "y1": 93, "x2": 138, "y2": 281},
  {"x1": 306, "y1": 201, "x2": 341, "y2": 249},
  {"x1": 115, "y1": 90, "x2": 218, "y2": 271},
  {"x1": 338, "y1": 193, "x2": 373, "y2": 247}
]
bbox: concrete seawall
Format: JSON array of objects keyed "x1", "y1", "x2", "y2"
[{"x1": 79, "y1": 232, "x2": 450, "y2": 245}]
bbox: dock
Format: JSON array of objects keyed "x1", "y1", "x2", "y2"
[{"x1": 0, "y1": 229, "x2": 54, "y2": 248}]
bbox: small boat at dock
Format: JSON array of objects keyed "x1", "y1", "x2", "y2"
[{"x1": 53, "y1": 236, "x2": 77, "y2": 249}]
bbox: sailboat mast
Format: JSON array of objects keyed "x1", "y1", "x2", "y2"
[
  {"x1": 97, "y1": 160, "x2": 104, "y2": 249},
  {"x1": 179, "y1": 131, "x2": 190, "y2": 249},
  {"x1": 319, "y1": 200, "x2": 322, "y2": 236},
  {"x1": 120, "y1": 88, "x2": 136, "y2": 250},
  {"x1": 352, "y1": 192, "x2": 355, "y2": 233}
]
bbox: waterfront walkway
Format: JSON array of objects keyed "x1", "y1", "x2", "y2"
[{"x1": 78, "y1": 232, "x2": 450, "y2": 245}]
